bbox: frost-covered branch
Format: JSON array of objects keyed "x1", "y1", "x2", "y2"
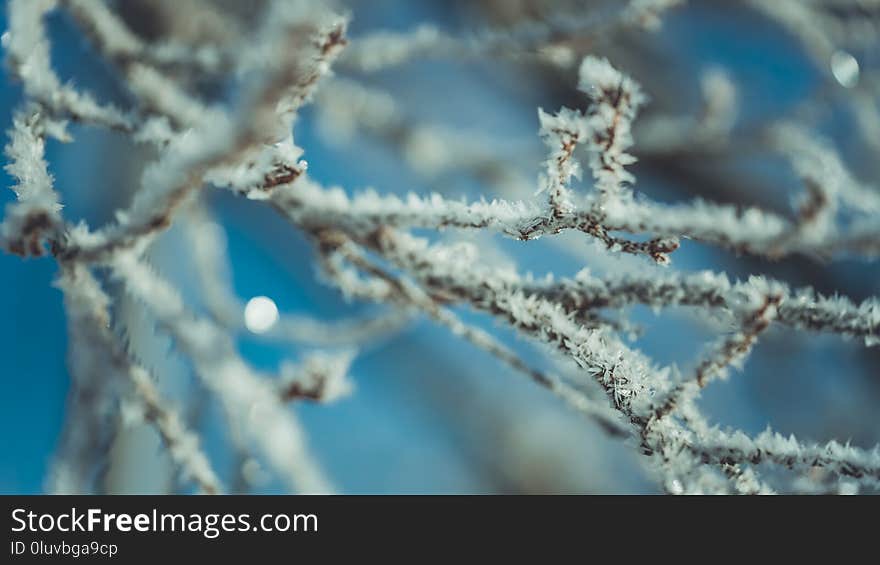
[
  {"x1": 59, "y1": 0, "x2": 225, "y2": 75},
  {"x1": 300, "y1": 225, "x2": 880, "y2": 489},
  {"x1": 109, "y1": 251, "x2": 333, "y2": 493},
  {"x1": 578, "y1": 56, "x2": 646, "y2": 204},
  {"x1": 183, "y1": 204, "x2": 412, "y2": 346},
  {"x1": 693, "y1": 427, "x2": 880, "y2": 486},
  {"x1": 517, "y1": 270, "x2": 880, "y2": 346},
  {"x1": 267, "y1": 169, "x2": 880, "y2": 262},
  {"x1": 652, "y1": 288, "x2": 782, "y2": 421},
  {"x1": 1, "y1": 108, "x2": 63, "y2": 256},
  {"x1": 124, "y1": 363, "x2": 223, "y2": 494},
  {"x1": 278, "y1": 351, "x2": 355, "y2": 404},
  {"x1": 55, "y1": 264, "x2": 222, "y2": 494},
  {"x1": 5, "y1": 0, "x2": 132, "y2": 130},
  {"x1": 60, "y1": 3, "x2": 348, "y2": 263},
  {"x1": 4, "y1": 0, "x2": 879, "y2": 495},
  {"x1": 314, "y1": 228, "x2": 632, "y2": 437},
  {"x1": 338, "y1": 0, "x2": 685, "y2": 72}
]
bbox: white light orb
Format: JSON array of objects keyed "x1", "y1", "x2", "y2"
[
  {"x1": 831, "y1": 51, "x2": 859, "y2": 88},
  {"x1": 244, "y1": 296, "x2": 279, "y2": 334}
]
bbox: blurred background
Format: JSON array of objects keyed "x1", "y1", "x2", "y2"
[{"x1": 1, "y1": 0, "x2": 879, "y2": 493}]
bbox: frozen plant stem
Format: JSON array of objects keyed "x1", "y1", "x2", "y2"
[{"x1": 2, "y1": 0, "x2": 880, "y2": 494}]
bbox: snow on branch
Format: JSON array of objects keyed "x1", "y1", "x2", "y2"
[
  {"x1": 183, "y1": 205, "x2": 411, "y2": 346},
  {"x1": 1, "y1": 108, "x2": 63, "y2": 256},
  {"x1": 338, "y1": 0, "x2": 685, "y2": 72},
  {"x1": 59, "y1": 0, "x2": 224, "y2": 74},
  {"x1": 303, "y1": 226, "x2": 880, "y2": 489},
  {"x1": 269, "y1": 171, "x2": 880, "y2": 262},
  {"x1": 278, "y1": 350, "x2": 356, "y2": 404},
  {"x1": 3, "y1": 0, "x2": 880, "y2": 494},
  {"x1": 313, "y1": 228, "x2": 632, "y2": 437},
  {"x1": 770, "y1": 123, "x2": 880, "y2": 250},
  {"x1": 517, "y1": 270, "x2": 880, "y2": 346},
  {"x1": 54, "y1": 263, "x2": 222, "y2": 494},
  {"x1": 5, "y1": 0, "x2": 132, "y2": 130},
  {"x1": 538, "y1": 107, "x2": 587, "y2": 217},
  {"x1": 110, "y1": 251, "x2": 334, "y2": 494},
  {"x1": 578, "y1": 56, "x2": 646, "y2": 204},
  {"x1": 693, "y1": 427, "x2": 880, "y2": 487},
  {"x1": 651, "y1": 287, "x2": 783, "y2": 421},
  {"x1": 62, "y1": 6, "x2": 348, "y2": 263}
]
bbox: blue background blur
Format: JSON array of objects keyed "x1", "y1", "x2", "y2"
[{"x1": 2, "y1": 0, "x2": 879, "y2": 493}]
